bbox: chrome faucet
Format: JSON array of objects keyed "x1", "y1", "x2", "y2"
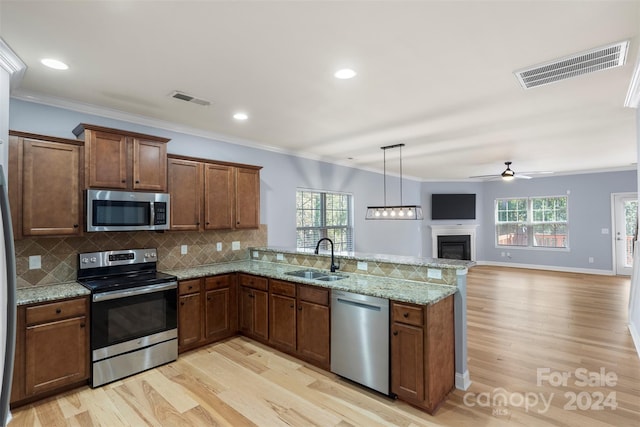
[{"x1": 314, "y1": 238, "x2": 339, "y2": 272}]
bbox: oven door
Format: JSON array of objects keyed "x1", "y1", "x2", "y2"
[{"x1": 91, "y1": 282, "x2": 177, "y2": 359}]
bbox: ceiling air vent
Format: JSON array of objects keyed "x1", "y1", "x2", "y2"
[
  {"x1": 169, "y1": 90, "x2": 211, "y2": 106},
  {"x1": 514, "y1": 41, "x2": 629, "y2": 90}
]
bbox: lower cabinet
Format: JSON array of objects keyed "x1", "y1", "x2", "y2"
[
  {"x1": 269, "y1": 280, "x2": 297, "y2": 353},
  {"x1": 296, "y1": 285, "x2": 330, "y2": 370},
  {"x1": 238, "y1": 274, "x2": 269, "y2": 342},
  {"x1": 11, "y1": 297, "x2": 89, "y2": 406},
  {"x1": 178, "y1": 274, "x2": 238, "y2": 353},
  {"x1": 390, "y1": 295, "x2": 455, "y2": 414}
]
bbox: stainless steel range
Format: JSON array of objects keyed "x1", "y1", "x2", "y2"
[{"x1": 77, "y1": 248, "x2": 178, "y2": 387}]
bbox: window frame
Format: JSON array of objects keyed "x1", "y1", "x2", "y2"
[
  {"x1": 296, "y1": 188, "x2": 354, "y2": 252},
  {"x1": 495, "y1": 195, "x2": 569, "y2": 250}
]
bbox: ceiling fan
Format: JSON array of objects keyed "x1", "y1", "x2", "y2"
[{"x1": 469, "y1": 161, "x2": 552, "y2": 181}]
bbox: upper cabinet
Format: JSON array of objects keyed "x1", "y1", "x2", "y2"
[
  {"x1": 168, "y1": 155, "x2": 261, "y2": 231},
  {"x1": 72, "y1": 124, "x2": 170, "y2": 192},
  {"x1": 9, "y1": 131, "x2": 83, "y2": 238}
]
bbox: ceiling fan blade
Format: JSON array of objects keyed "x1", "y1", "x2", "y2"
[
  {"x1": 468, "y1": 174, "x2": 499, "y2": 179},
  {"x1": 514, "y1": 174, "x2": 532, "y2": 179}
]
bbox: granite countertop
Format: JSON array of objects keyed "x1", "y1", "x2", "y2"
[
  {"x1": 17, "y1": 282, "x2": 90, "y2": 306},
  {"x1": 17, "y1": 259, "x2": 458, "y2": 307},
  {"x1": 164, "y1": 260, "x2": 457, "y2": 305}
]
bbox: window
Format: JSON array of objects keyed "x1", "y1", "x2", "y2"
[
  {"x1": 496, "y1": 196, "x2": 568, "y2": 248},
  {"x1": 296, "y1": 189, "x2": 353, "y2": 252}
]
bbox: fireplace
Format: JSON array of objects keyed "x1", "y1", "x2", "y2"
[
  {"x1": 430, "y1": 224, "x2": 478, "y2": 261},
  {"x1": 438, "y1": 235, "x2": 471, "y2": 260}
]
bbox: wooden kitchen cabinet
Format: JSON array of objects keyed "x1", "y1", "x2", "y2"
[
  {"x1": 73, "y1": 123, "x2": 169, "y2": 191},
  {"x1": 11, "y1": 297, "x2": 89, "y2": 406},
  {"x1": 296, "y1": 285, "x2": 331, "y2": 370},
  {"x1": 204, "y1": 275, "x2": 238, "y2": 342},
  {"x1": 391, "y1": 296, "x2": 455, "y2": 414},
  {"x1": 8, "y1": 131, "x2": 83, "y2": 238},
  {"x1": 269, "y1": 280, "x2": 297, "y2": 353},
  {"x1": 178, "y1": 279, "x2": 202, "y2": 349},
  {"x1": 238, "y1": 274, "x2": 269, "y2": 341},
  {"x1": 178, "y1": 275, "x2": 238, "y2": 353},
  {"x1": 168, "y1": 155, "x2": 261, "y2": 231}
]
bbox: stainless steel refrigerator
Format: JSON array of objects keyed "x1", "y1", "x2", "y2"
[{"x1": 0, "y1": 165, "x2": 16, "y2": 426}]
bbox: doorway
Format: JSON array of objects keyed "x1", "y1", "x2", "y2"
[{"x1": 612, "y1": 193, "x2": 637, "y2": 275}]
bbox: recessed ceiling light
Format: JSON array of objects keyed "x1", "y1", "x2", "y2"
[
  {"x1": 233, "y1": 112, "x2": 248, "y2": 121},
  {"x1": 334, "y1": 68, "x2": 357, "y2": 79},
  {"x1": 40, "y1": 58, "x2": 68, "y2": 70}
]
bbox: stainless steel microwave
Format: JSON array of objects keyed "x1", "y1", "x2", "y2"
[{"x1": 86, "y1": 189, "x2": 170, "y2": 232}]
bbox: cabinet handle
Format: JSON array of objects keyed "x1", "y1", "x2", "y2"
[
  {"x1": 290, "y1": 304, "x2": 294, "y2": 308},
  {"x1": 403, "y1": 312, "x2": 409, "y2": 318},
  {"x1": 80, "y1": 323, "x2": 86, "y2": 328},
  {"x1": 73, "y1": 224, "x2": 79, "y2": 228},
  {"x1": 206, "y1": 222, "x2": 210, "y2": 225},
  {"x1": 237, "y1": 221, "x2": 240, "y2": 225},
  {"x1": 393, "y1": 331, "x2": 398, "y2": 336},
  {"x1": 298, "y1": 307, "x2": 302, "y2": 311},
  {"x1": 196, "y1": 222, "x2": 200, "y2": 226},
  {"x1": 121, "y1": 180, "x2": 126, "y2": 183},
  {"x1": 135, "y1": 180, "x2": 140, "y2": 184},
  {"x1": 56, "y1": 308, "x2": 61, "y2": 314},
  {"x1": 188, "y1": 286, "x2": 193, "y2": 290},
  {"x1": 207, "y1": 296, "x2": 211, "y2": 301},
  {"x1": 180, "y1": 301, "x2": 185, "y2": 306}
]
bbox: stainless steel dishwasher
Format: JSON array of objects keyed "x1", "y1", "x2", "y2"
[{"x1": 331, "y1": 290, "x2": 390, "y2": 395}]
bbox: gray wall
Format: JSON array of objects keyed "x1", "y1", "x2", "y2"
[{"x1": 9, "y1": 99, "x2": 637, "y2": 271}]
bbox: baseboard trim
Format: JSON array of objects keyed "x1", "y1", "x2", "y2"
[
  {"x1": 475, "y1": 261, "x2": 614, "y2": 276},
  {"x1": 455, "y1": 370, "x2": 471, "y2": 390},
  {"x1": 629, "y1": 322, "x2": 640, "y2": 359}
]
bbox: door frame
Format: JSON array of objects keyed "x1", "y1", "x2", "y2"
[{"x1": 611, "y1": 192, "x2": 637, "y2": 275}]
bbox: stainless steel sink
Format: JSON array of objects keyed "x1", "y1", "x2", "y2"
[
  {"x1": 316, "y1": 274, "x2": 347, "y2": 281},
  {"x1": 285, "y1": 269, "x2": 348, "y2": 281},
  {"x1": 285, "y1": 269, "x2": 328, "y2": 279}
]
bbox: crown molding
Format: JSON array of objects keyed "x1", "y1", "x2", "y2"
[
  {"x1": 625, "y1": 44, "x2": 640, "y2": 108},
  {"x1": 0, "y1": 38, "x2": 26, "y2": 88}
]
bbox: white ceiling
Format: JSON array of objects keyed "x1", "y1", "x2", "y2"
[{"x1": 1, "y1": 0, "x2": 639, "y2": 181}]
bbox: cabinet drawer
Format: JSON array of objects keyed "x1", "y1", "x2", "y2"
[
  {"x1": 392, "y1": 302, "x2": 424, "y2": 326},
  {"x1": 205, "y1": 274, "x2": 231, "y2": 290},
  {"x1": 179, "y1": 279, "x2": 202, "y2": 295},
  {"x1": 269, "y1": 280, "x2": 296, "y2": 297},
  {"x1": 26, "y1": 298, "x2": 86, "y2": 326},
  {"x1": 300, "y1": 285, "x2": 329, "y2": 306},
  {"x1": 238, "y1": 274, "x2": 268, "y2": 291}
]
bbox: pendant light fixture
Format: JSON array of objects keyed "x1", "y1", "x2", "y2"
[{"x1": 365, "y1": 143, "x2": 424, "y2": 220}]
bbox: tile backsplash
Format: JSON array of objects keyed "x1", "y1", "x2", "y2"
[{"x1": 14, "y1": 225, "x2": 267, "y2": 288}]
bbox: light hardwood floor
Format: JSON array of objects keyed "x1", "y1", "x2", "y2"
[{"x1": 8, "y1": 266, "x2": 640, "y2": 426}]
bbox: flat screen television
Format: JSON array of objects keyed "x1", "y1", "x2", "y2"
[{"x1": 431, "y1": 193, "x2": 476, "y2": 220}]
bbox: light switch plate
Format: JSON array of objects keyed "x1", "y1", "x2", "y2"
[
  {"x1": 276, "y1": 253, "x2": 284, "y2": 261},
  {"x1": 357, "y1": 261, "x2": 368, "y2": 271},
  {"x1": 216, "y1": 242, "x2": 222, "y2": 251},
  {"x1": 232, "y1": 241, "x2": 240, "y2": 250},
  {"x1": 29, "y1": 255, "x2": 41, "y2": 270},
  {"x1": 180, "y1": 245, "x2": 188, "y2": 255},
  {"x1": 252, "y1": 251, "x2": 259, "y2": 258},
  {"x1": 427, "y1": 268, "x2": 442, "y2": 280}
]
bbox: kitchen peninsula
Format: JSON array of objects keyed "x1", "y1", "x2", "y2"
[{"x1": 13, "y1": 247, "x2": 472, "y2": 414}]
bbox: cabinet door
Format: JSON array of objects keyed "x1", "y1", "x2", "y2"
[
  {"x1": 269, "y1": 293, "x2": 296, "y2": 352},
  {"x1": 204, "y1": 163, "x2": 234, "y2": 229},
  {"x1": 178, "y1": 293, "x2": 202, "y2": 348},
  {"x1": 168, "y1": 158, "x2": 202, "y2": 231},
  {"x1": 235, "y1": 167, "x2": 260, "y2": 229},
  {"x1": 204, "y1": 286, "x2": 237, "y2": 341},
  {"x1": 25, "y1": 316, "x2": 88, "y2": 396},
  {"x1": 239, "y1": 286, "x2": 254, "y2": 335},
  {"x1": 22, "y1": 139, "x2": 81, "y2": 236},
  {"x1": 297, "y1": 301, "x2": 330, "y2": 368},
  {"x1": 252, "y1": 289, "x2": 269, "y2": 341},
  {"x1": 133, "y1": 138, "x2": 167, "y2": 191},
  {"x1": 391, "y1": 322, "x2": 425, "y2": 402},
  {"x1": 86, "y1": 130, "x2": 127, "y2": 189}
]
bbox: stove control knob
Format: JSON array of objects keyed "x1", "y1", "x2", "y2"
[
  {"x1": 90, "y1": 257, "x2": 97, "y2": 263},
  {"x1": 81, "y1": 257, "x2": 89, "y2": 264},
  {"x1": 150, "y1": 252, "x2": 156, "y2": 258}
]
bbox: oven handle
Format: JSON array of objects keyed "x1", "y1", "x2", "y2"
[{"x1": 92, "y1": 281, "x2": 178, "y2": 302}]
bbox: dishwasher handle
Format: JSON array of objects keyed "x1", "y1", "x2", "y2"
[{"x1": 335, "y1": 297, "x2": 383, "y2": 312}]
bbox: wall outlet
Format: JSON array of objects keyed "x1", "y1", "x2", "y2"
[
  {"x1": 276, "y1": 253, "x2": 284, "y2": 261},
  {"x1": 357, "y1": 261, "x2": 368, "y2": 271},
  {"x1": 180, "y1": 245, "x2": 188, "y2": 255},
  {"x1": 216, "y1": 242, "x2": 222, "y2": 251},
  {"x1": 427, "y1": 268, "x2": 442, "y2": 279},
  {"x1": 29, "y1": 255, "x2": 41, "y2": 270},
  {"x1": 232, "y1": 241, "x2": 240, "y2": 250},
  {"x1": 588, "y1": 257, "x2": 594, "y2": 263},
  {"x1": 252, "y1": 251, "x2": 259, "y2": 258},
  {"x1": 601, "y1": 228, "x2": 609, "y2": 234}
]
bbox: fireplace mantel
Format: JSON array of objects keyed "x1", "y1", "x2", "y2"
[{"x1": 430, "y1": 224, "x2": 479, "y2": 261}]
